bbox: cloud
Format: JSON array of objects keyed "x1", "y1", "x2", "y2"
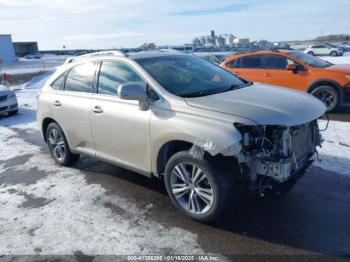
[{"x1": 169, "y1": 3, "x2": 251, "y2": 16}]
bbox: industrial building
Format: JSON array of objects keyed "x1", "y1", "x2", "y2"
[
  {"x1": 192, "y1": 31, "x2": 239, "y2": 48},
  {"x1": 0, "y1": 34, "x2": 16, "y2": 65},
  {"x1": 13, "y1": 42, "x2": 39, "y2": 57}
]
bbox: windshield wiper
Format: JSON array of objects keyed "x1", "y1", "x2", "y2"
[{"x1": 222, "y1": 83, "x2": 250, "y2": 93}]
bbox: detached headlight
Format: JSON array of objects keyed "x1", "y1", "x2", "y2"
[{"x1": 345, "y1": 74, "x2": 350, "y2": 80}]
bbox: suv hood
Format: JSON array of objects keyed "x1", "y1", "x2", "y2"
[
  {"x1": 325, "y1": 64, "x2": 350, "y2": 74},
  {"x1": 185, "y1": 84, "x2": 326, "y2": 126}
]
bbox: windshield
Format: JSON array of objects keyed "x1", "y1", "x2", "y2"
[
  {"x1": 288, "y1": 51, "x2": 333, "y2": 68},
  {"x1": 136, "y1": 55, "x2": 248, "y2": 97}
]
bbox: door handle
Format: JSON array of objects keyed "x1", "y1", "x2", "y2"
[
  {"x1": 92, "y1": 105, "x2": 103, "y2": 114},
  {"x1": 264, "y1": 73, "x2": 272, "y2": 77},
  {"x1": 54, "y1": 100, "x2": 61, "y2": 107}
]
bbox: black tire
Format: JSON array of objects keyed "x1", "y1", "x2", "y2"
[
  {"x1": 330, "y1": 51, "x2": 337, "y2": 57},
  {"x1": 8, "y1": 109, "x2": 18, "y2": 116},
  {"x1": 46, "y1": 122, "x2": 80, "y2": 166},
  {"x1": 307, "y1": 51, "x2": 314, "y2": 56},
  {"x1": 164, "y1": 151, "x2": 234, "y2": 223},
  {"x1": 311, "y1": 85, "x2": 340, "y2": 112}
]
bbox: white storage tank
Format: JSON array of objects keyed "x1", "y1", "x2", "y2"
[{"x1": 0, "y1": 34, "x2": 16, "y2": 65}]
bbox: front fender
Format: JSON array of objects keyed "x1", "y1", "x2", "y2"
[{"x1": 150, "y1": 108, "x2": 248, "y2": 174}]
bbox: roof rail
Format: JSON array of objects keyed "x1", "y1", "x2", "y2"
[{"x1": 64, "y1": 50, "x2": 127, "y2": 64}]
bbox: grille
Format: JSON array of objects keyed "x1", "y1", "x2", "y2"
[
  {"x1": 0, "y1": 95, "x2": 7, "y2": 102},
  {"x1": 0, "y1": 106, "x2": 8, "y2": 111}
]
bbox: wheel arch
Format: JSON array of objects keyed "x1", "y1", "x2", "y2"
[
  {"x1": 42, "y1": 117, "x2": 57, "y2": 142},
  {"x1": 156, "y1": 140, "x2": 193, "y2": 177},
  {"x1": 155, "y1": 138, "x2": 242, "y2": 177},
  {"x1": 42, "y1": 118, "x2": 72, "y2": 148},
  {"x1": 307, "y1": 79, "x2": 343, "y2": 102}
]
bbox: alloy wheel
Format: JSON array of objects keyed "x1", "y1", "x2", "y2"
[
  {"x1": 170, "y1": 162, "x2": 214, "y2": 215},
  {"x1": 312, "y1": 88, "x2": 337, "y2": 111},
  {"x1": 48, "y1": 128, "x2": 66, "y2": 161}
]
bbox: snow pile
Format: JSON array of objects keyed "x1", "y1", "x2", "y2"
[
  {"x1": 315, "y1": 120, "x2": 350, "y2": 176},
  {"x1": 0, "y1": 126, "x2": 205, "y2": 255},
  {"x1": 321, "y1": 55, "x2": 350, "y2": 64}
]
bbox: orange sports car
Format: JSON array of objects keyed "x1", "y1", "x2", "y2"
[{"x1": 221, "y1": 50, "x2": 350, "y2": 111}]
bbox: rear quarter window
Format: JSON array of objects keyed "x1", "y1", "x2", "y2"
[
  {"x1": 226, "y1": 58, "x2": 241, "y2": 68},
  {"x1": 51, "y1": 73, "x2": 66, "y2": 90},
  {"x1": 64, "y1": 63, "x2": 96, "y2": 93}
]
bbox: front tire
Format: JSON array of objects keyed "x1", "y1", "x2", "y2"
[
  {"x1": 330, "y1": 51, "x2": 337, "y2": 57},
  {"x1": 164, "y1": 151, "x2": 234, "y2": 223},
  {"x1": 311, "y1": 85, "x2": 339, "y2": 112},
  {"x1": 46, "y1": 122, "x2": 80, "y2": 166},
  {"x1": 307, "y1": 51, "x2": 314, "y2": 56}
]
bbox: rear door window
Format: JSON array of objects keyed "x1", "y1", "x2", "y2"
[
  {"x1": 263, "y1": 55, "x2": 288, "y2": 70},
  {"x1": 64, "y1": 63, "x2": 96, "y2": 93},
  {"x1": 240, "y1": 55, "x2": 263, "y2": 68}
]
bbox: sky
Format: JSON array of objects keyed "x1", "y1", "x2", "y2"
[{"x1": 0, "y1": 0, "x2": 349, "y2": 50}]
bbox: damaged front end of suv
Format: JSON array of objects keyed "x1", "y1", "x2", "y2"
[{"x1": 233, "y1": 120, "x2": 323, "y2": 196}]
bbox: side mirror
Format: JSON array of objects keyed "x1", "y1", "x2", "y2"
[
  {"x1": 286, "y1": 64, "x2": 297, "y2": 71},
  {"x1": 118, "y1": 83, "x2": 149, "y2": 110}
]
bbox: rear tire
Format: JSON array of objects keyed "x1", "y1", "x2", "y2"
[
  {"x1": 164, "y1": 151, "x2": 234, "y2": 223},
  {"x1": 311, "y1": 85, "x2": 339, "y2": 112},
  {"x1": 46, "y1": 122, "x2": 80, "y2": 166}
]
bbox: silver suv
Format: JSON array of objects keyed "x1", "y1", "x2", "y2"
[{"x1": 37, "y1": 52, "x2": 326, "y2": 222}]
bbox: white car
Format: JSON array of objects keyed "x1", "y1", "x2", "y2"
[
  {"x1": 0, "y1": 85, "x2": 18, "y2": 116},
  {"x1": 305, "y1": 44, "x2": 343, "y2": 56}
]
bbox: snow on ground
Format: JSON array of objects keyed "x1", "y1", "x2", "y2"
[
  {"x1": 315, "y1": 120, "x2": 350, "y2": 176},
  {"x1": 321, "y1": 53, "x2": 350, "y2": 64},
  {"x1": 0, "y1": 127, "x2": 205, "y2": 255}
]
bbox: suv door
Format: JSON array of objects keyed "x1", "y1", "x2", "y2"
[
  {"x1": 50, "y1": 62, "x2": 96, "y2": 156},
  {"x1": 90, "y1": 60, "x2": 151, "y2": 174},
  {"x1": 225, "y1": 55, "x2": 266, "y2": 83},
  {"x1": 317, "y1": 45, "x2": 330, "y2": 55},
  {"x1": 260, "y1": 54, "x2": 309, "y2": 91}
]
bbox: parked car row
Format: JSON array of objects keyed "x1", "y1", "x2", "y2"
[{"x1": 37, "y1": 51, "x2": 326, "y2": 222}]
